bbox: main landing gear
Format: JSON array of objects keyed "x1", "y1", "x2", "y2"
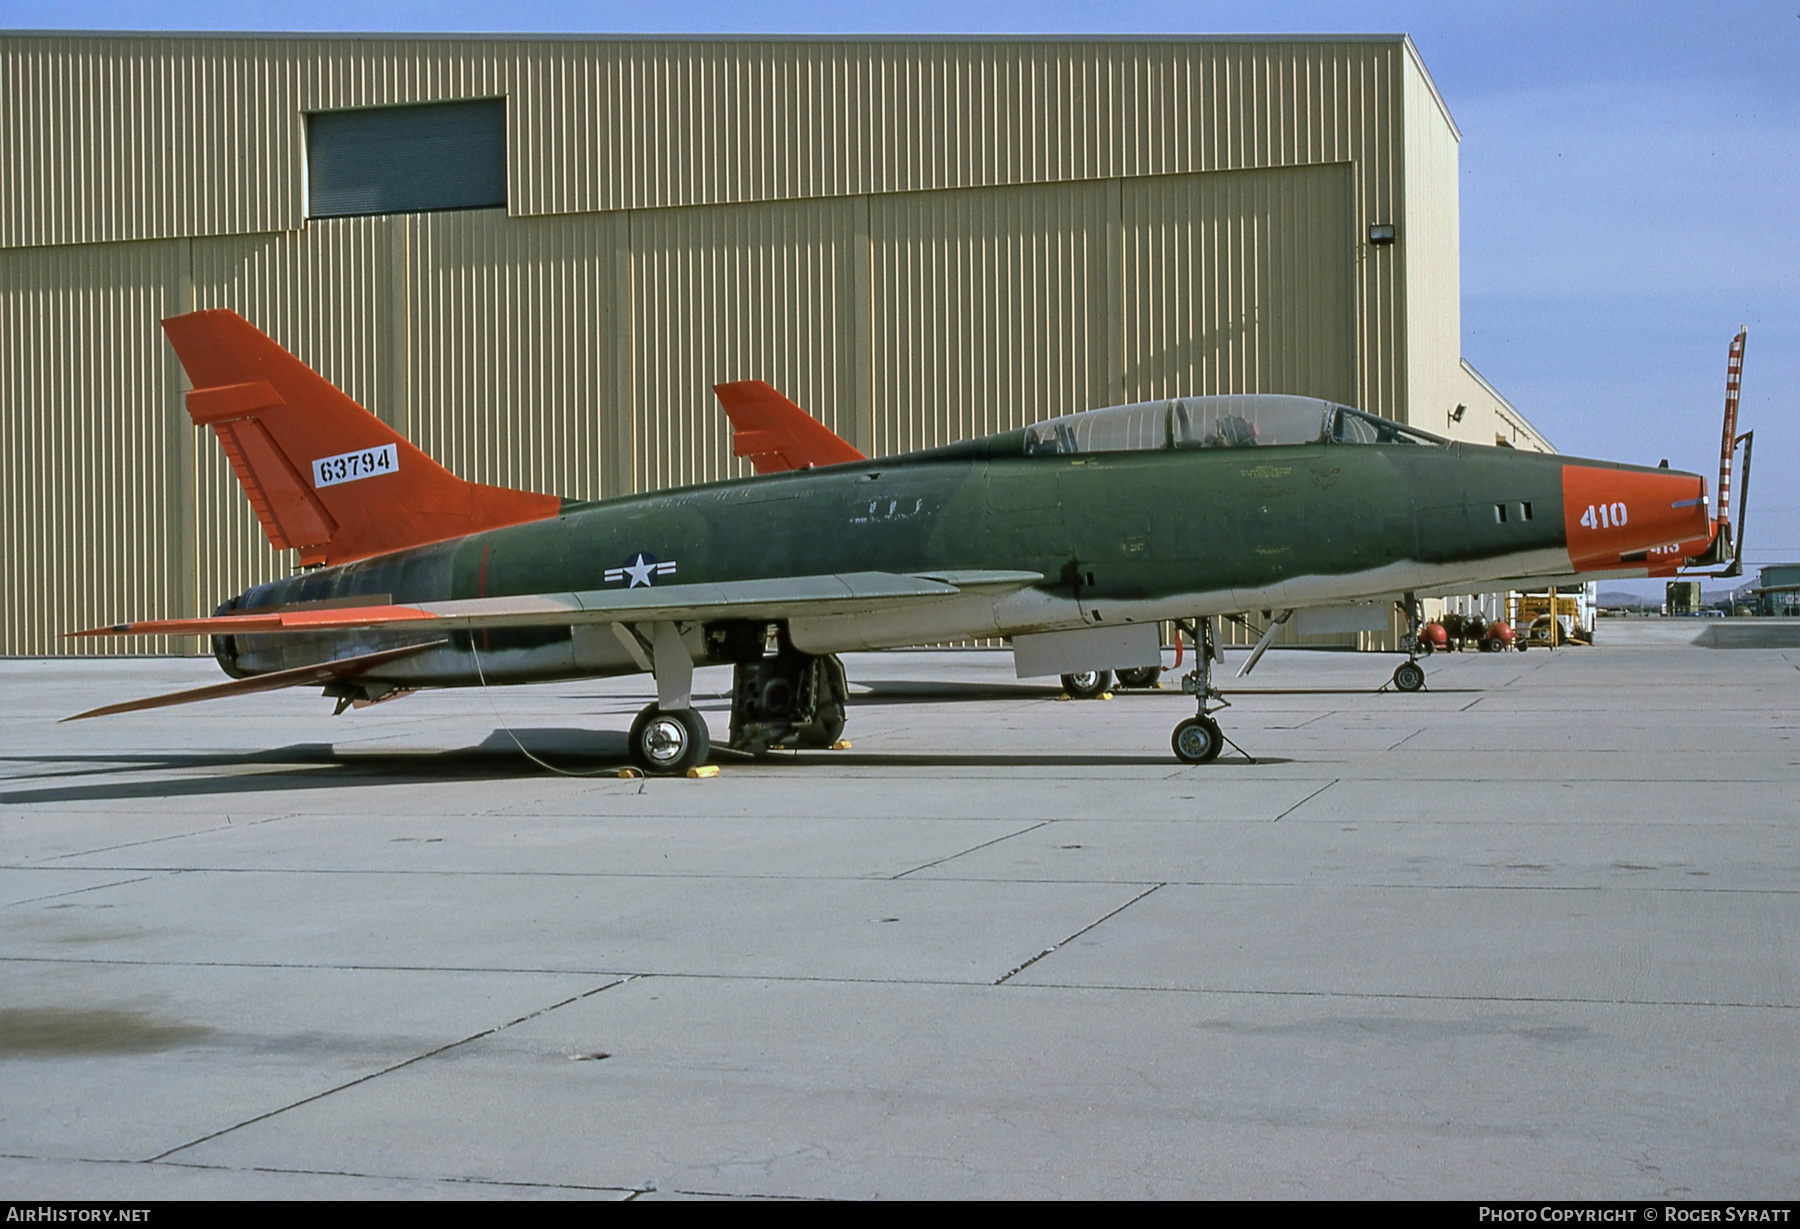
[
  {"x1": 709, "y1": 623, "x2": 849, "y2": 756},
  {"x1": 1061, "y1": 669, "x2": 1112, "y2": 698},
  {"x1": 625, "y1": 621, "x2": 850, "y2": 774},
  {"x1": 616, "y1": 619, "x2": 713, "y2": 775},
  {"x1": 628, "y1": 704, "x2": 710, "y2": 774},
  {"x1": 1171, "y1": 616, "x2": 1242, "y2": 765},
  {"x1": 1390, "y1": 591, "x2": 1428, "y2": 693}
]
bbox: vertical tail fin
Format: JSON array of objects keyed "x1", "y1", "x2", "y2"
[
  {"x1": 164, "y1": 310, "x2": 561, "y2": 566},
  {"x1": 713, "y1": 380, "x2": 867, "y2": 473}
]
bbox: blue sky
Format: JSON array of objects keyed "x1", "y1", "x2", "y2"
[{"x1": 8, "y1": 1, "x2": 1796, "y2": 587}]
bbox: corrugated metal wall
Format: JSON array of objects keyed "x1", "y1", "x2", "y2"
[
  {"x1": 1121, "y1": 163, "x2": 1354, "y2": 406},
  {"x1": 2, "y1": 38, "x2": 1411, "y2": 228},
  {"x1": 1401, "y1": 54, "x2": 1467, "y2": 441},
  {"x1": 405, "y1": 209, "x2": 616, "y2": 499},
  {"x1": 869, "y1": 181, "x2": 1109, "y2": 457},
  {"x1": 0, "y1": 35, "x2": 1463, "y2": 656},
  {"x1": 630, "y1": 197, "x2": 855, "y2": 492},
  {"x1": 0, "y1": 239, "x2": 186, "y2": 655}
]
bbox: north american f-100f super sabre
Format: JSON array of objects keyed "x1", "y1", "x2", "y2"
[{"x1": 69, "y1": 311, "x2": 1748, "y2": 771}]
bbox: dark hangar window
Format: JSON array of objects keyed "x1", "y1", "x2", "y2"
[{"x1": 306, "y1": 98, "x2": 507, "y2": 218}]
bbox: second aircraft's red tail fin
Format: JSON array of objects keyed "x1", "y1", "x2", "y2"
[
  {"x1": 713, "y1": 380, "x2": 867, "y2": 473},
  {"x1": 163, "y1": 310, "x2": 561, "y2": 567}
]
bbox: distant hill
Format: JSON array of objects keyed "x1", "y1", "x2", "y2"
[{"x1": 1598, "y1": 586, "x2": 1752, "y2": 608}]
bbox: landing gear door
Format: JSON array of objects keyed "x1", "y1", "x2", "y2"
[{"x1": 1012, "y1": 623, "x2": 1162, "y2": 679}]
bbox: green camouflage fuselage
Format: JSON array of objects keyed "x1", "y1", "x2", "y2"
[{"x1": 217, "y1": 431, "x2": 1604, "y2": 686}]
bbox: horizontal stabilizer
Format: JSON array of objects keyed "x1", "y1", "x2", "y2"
[
  {"x1": 713, "y1": 380, "x2": 867, "y2": 473},
  {"x1": 71, "y1": 571, "x2": 1045, "y2": 640},
  {"x1": 61, "y1": 641, "x2": 444, "y2": 721},
  {"x1": 70, "y1": 603, "x2": 437, "y2": 639},
  {"x1": 164, "y1": 310, "x2": 562, "y2": 566}
]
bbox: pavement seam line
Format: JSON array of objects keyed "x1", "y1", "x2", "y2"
[
  {"x1": 1271, "y1": 779, "x2": 1338, "y2": 822},
  {"x1": 142, "y1": 974, "x2": 636, "y2": 1163},
  {"x1": 2, "y1": 874, "x2": 161, "y2": 908},
  {"x1": 993, "y1": 883, "x2": 1165, "y2": 985},
  {"x1": 890, "y1": 821, "x2": 1050, "y2": 879},
  {"x1": 6, "y1": 955, "x2": 1797, "y2": 1007},
  {"x1": 1006, "y1": 980, "x2": 1800, "y2": 1009},
  {"x1": 0, "y1": 1152, "x2": 651, "y2": 1196},
  {"x1": 39, "y1": 813, "x2": 294, "y2": 863}
]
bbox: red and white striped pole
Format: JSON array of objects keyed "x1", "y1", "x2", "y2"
[{"x1": 1716, "y1": 327, "x2": 1748, "y2": 538}]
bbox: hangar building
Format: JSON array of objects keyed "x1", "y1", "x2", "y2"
[{"x1": 0, "y1": 32, "x2": 1549, "y2": 656}]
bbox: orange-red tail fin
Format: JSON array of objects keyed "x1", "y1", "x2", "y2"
[
  {"x1": 713, "y1": 380, "x2": 866, "y2": 474},
  {"x1": 164, "y1": 310, "x2": 561, "y2": 566}
]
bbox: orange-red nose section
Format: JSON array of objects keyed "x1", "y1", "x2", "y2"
[{"x1": 1561, "y1": 465, "x2": 1712, "y2": 572}]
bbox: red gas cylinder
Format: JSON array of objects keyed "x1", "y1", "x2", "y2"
[
  {"x1": 1420, "y1": 622, "x2": 1449, "y2": 652},
  {"x1": 1483, "y1": 621, "x2": 1516, "y2": 651}
]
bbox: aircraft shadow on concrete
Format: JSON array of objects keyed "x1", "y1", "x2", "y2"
[
  {"x1": 761, "y1": 750, "x2": 1283, "y2": 768},
  {"x1": 0, "y1": 729, "x2": 1282, "y2": 802},
  {"x1": 0, "y1": 732, "x2": 628, "y2": 804},
  {"x1": 851, "y1": 681, "x2": 1483, "y2": 700},
  {"x1": 849, "y1": 680, "x2": 1065, "y2": 702}
]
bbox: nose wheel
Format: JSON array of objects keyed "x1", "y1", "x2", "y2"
[
  {"x1": 1170, "y1": 617, "x2": 1251, "y2": 765},
  {"x1": 1392, "y1": 660, "x2": 1426, "y2": 692},
  {"x1": 1172, "y1": 714, "x2": 1224, "y2": 763}
]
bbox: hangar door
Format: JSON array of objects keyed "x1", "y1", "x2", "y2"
[
  {"x1": 1119, "y1": 163, "x2": 1356, "y2": 408},
  {"x1": 866, "y1": 161, "x2": 1356, "y2": 458}
]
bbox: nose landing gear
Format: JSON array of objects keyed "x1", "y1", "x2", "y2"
[
  {"x1": 1170, "y1": 616, "x2": 1249, "y2": 765},
  {"x1": 1390, "y1": 592, "x2": 1429, "y2": 693}
]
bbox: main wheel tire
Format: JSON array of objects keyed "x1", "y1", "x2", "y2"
[
  {"x1": 1172, "y1": 715, "x2": 1224, "y2": 764},
  {"x1": 1116, "y1": 666, "x2": 1162, "y2": 689},
  {"x1": 628, "y1": 704, "x2": 711, "y2": 774},
  {"x1": 1393, "y1": 661, "x2": 1426, "y2": 692},
  {"x1": 1061, "y1": 669, "x2": 1113, "y2": 699}
]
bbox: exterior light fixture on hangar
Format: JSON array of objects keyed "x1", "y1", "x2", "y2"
[{"x1": 0, "y1": 31, "x2": 1551, "y2": 657}]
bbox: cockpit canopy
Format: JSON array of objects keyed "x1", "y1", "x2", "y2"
[{"x1": 1022, "y1": 394, "x2": 1446, "y2": 456}]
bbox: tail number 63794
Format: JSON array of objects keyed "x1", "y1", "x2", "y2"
[
  {"x1": 313, "y1": 443, "x2": 399, "y2": 489},
  {"x1": 1579, "y1": 502, "x2": 1628, "y2": 530}
]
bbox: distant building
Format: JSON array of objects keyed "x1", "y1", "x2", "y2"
[{"x1": 1754, "y1": 565, "x2": 1800, "y2": 617}]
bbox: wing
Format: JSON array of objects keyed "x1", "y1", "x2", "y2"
[
  {"x1": 70, "y1": 571, "x2": 1045, "y2": 640},
  {"x1": 713, "y1": 380, "x2": 867, "y2": 473},
  {"x1": 60, "y1": 641, "x2": 445, "y2": 721}
]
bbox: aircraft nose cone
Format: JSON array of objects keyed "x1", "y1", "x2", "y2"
[{"x1": 1561, "y1": 464, "x2": 1710, "y2": 572}]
